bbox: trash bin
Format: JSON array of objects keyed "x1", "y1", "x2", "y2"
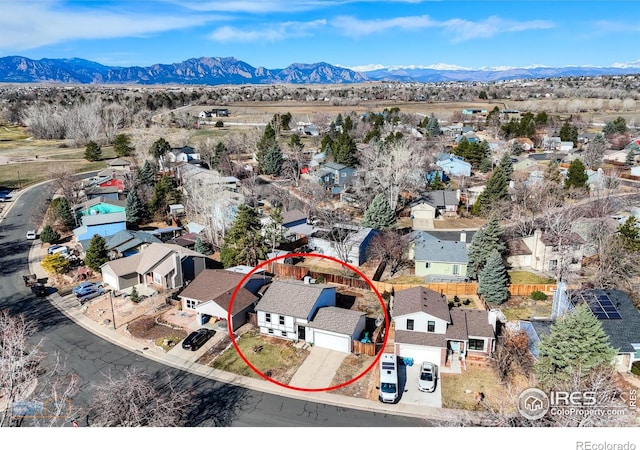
[{"x1": 200, "y1": 314, "x2": 210, "y2": 325}]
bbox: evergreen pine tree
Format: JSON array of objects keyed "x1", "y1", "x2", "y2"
[
  {"x1": 39, "y1": 225, "x2": 60, "y2": 244},
  {"x1": 499, "y1": 153, "x2": 514, "y2": 180},
  {"x1": 256, "y1": 123, "x2": 277, "y2": 167},
  {"x1": 362, "y1": 193, "x2": 396, "y2": 230},
  {"x1": 473, "y1": 166, "x2": 509, "y2": 215},
  {"x1": 466, "y1": 228, "x2": 487, "y2": 280},
  {"x1": 130, "y1": 286, "x2": 139, "y2": 303},
  {"x1": 261, "y1": 144, "x2": 284, "y2": 176},
  {"x1": 477, "y1": 249, "x2": 509, "y2": 305},
  {"x1": 466, "y1": 217, "x2": 505, "y2": 280},
  {"x1": 84, "y1": 140, "x2": 102, "y2": 161},
  {"x1": 149, "y1": 137, "x2": 171, "y2": 168},
  {"x1": 426, "y1": 116, "x2": 441, "y2": 137},
  {"x1": 194, "y1": 238, "x2": 212, "y2": 255},
  {"x1": 429, "y1": 172, "x2": 445, "y2": 190},
  {"x1": 332, "y1": 132, "x2": 358, "y2": 166},
  {"x1": 564, "y1": 158, "x2": 589, "y2": 190},
  {"x1": 617, "y1": 216, "x2": 640, "y2": 252},
  {"x1": 625, "y1": 148, "x2": 636, "y2": 166},
  {"x1": 138, "y1": 160, "x2": 156, "y2": 186},
  {"x1": 52, "y1": 197, "x2": 76, "y2": 229},
  {"x1": 220, "y1": 205, "x2": 267, "y2": 268},
  {"x1": 559, "y1": 121, "x2": 579, "y2": 146},
  {"x1": 113, "y1": 134, "x2": 134, "y2": 157},
  {"x1": 124, "y1": 190, "x2": 146, "y2": 226},
  {"x1": 85, "y1": 234, "x2": 109, "y2": 272},
  {"x1": 535, "y1": 304, "x2": 617, "y2": 388},
  {"x1": 264, "y1": 207, "x2": 285, "y2": 253}
]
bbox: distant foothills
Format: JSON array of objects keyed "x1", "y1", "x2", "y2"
[{"x1": 1, "y1": 55, "x2": 640, "y2": 85}]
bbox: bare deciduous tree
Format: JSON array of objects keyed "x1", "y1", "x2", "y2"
[
  {"x1": 101, "y1": 103, "x2": 128, "y2": 143},
  {"x1": 366, "y1": 230, "x2": 412, "y2": 278},
  {"x1": 89, "y1": 368, "x2": 190, "y2": 427},
  {"x1": 0, "y1": 311, "x2": 80, "y2": 428},
  {"x1": 354, "y1": 138, "x2": 427, "y2": 213}
]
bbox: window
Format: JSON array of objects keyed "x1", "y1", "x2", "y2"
[
  {"x1": 268, "y1": 328, "x2": 274, "y2": 334},
  {"x1": 549, "y1": 260, "x2": 558, "y2": 271},
  {"x1": 452, "y1": 264, "x2": 460, "y2": 275},
  {"x1": 281, "y1": 331, "x2": 287, "y2": 337},
  {"x1": 427, "y1": 321, "x2": 435, "y2": 333},
  {"x1": 279, "y1": 316, "x2": 285, "y2": 325},
  {"x1": 468, "y1": 339, "x2": 485, "y2": 351},
  {"x1": 185, "y1": 299, "x2": 199, "y2": 310},
  {"x1": 407, "y1": 319, "x2": 414, "y2": 330},
  {"x1": 265, "y1": 313, "x2": 271, "y2": 323}
]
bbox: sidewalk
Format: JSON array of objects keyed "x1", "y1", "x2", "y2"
[{"x1": 27, "y1": 240, "x2": 489, "y2": 425}]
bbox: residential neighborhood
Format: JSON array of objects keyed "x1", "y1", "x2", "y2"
[{"x1": 3, "y1": 77, "x2": 640, "y2": 430}]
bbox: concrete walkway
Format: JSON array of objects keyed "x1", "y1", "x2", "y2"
[{"x1": 288, "y1": 347, "x2": 347, "y2": 389}]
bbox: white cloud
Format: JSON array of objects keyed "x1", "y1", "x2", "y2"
[
  {"x1": 0, "y1": 2, "x2": 216, "y2": 51},
  {"x1": 592, "y1": 20, "x2": 640, "y2": 33},
  {"x1": 176, "y1": 0, "x2": 432, "y2": 13},
  {"x1": 209, "y1": 19, "x2": 327, "y2": 42},
  {"x1": 331, "y1": 14, "x2": 554, "y2": 40}
]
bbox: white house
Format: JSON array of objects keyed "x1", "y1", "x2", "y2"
[
  {"x1": 255, "y1": 280, "x2": 366, "y2": 353},
  {"x1": 392, "y1": 287, "x2": 497, "y2": 368},
  {"x1": 436, "y1": 154, "x2": 472, "y2": 177}
]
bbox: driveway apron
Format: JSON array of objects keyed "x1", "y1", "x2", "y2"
[{"x1": 289, "y1": 347, "x2": 347, "y2": 389}]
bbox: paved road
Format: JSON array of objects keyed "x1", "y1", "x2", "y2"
[{"x1": 0, "y1": 179, "x2": 425, "y2": 427}]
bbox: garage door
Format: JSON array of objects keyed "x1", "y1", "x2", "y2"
[
  {"x1": 397, "y1": 344, "x2": 441, "y2": 366},
  {"x1": 102, "y1": 272, "x2": 119, "y2": 291},
  {"x1": 313, "y1": 330, "x2": 350, "y2": 353}
]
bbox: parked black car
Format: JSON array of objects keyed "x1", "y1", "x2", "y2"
[{"x1": 182, "y1": 328, "x2": 213, "y2": 351}]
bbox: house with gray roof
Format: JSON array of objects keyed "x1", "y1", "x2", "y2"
[
  {"x1": 100, "y1": 242, "x2": 206, "y2": 292},
  {"x1": 179, "y1": 269, "x2": 271, "y2": 331},
  {"x1": 255, "y1": 280, "x2": 366, "y2": 353},
  {"x1": 105, "y1": 229, "x2": 161, "y2": 258},
  {"x1": 411, "y1": 231, "x2": 468, "y2": 282},
  {"x1": 392, "y1": 286, "x2": 497, "y2": 368},
  {"x1": 528, "y1": 288, "x2": 640, "y2": 372}
]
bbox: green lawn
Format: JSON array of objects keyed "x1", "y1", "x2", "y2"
[
  {"x1": 212, "y1": 330, "x2": 308, "y2": 383},
  {"x1": 508, "y1": 271, "x2": 556, "y2": 284},
  {"x1": 0, "y1": 160, "x2": 108, "y2": 188},
  {"x1": 0, "y1": 124, "x2": 29, "y2": 141}
]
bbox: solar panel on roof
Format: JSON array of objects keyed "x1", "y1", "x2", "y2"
[
  {"x1": 608, "y1": 312, "x2": 622, "y2": 320},
  {"x1": 595, "y1": 312, "x2": 608, "y2": 319}
]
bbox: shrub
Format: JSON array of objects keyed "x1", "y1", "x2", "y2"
[
  {"x1": 130, "y1": 286, "x2": 140, "y2": 303},
  {"x1": 463, "y1": 298, "x2": 472, "y2": 306},
  {"x1": 531, "y1": 290, "x2": 548, "y2": 301},
  {"x1": 632, "y1": 362, "x2": 640, "y2": 377},
  {"x1": 39, "y1": 225, "x2": 60, "y2": 244},
  {"x1": 215, "y1": 121, "x2": 224, "y2": 128}
]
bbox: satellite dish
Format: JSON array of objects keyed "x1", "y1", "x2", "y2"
[{"x1": 375, "y1": 315, "x2": 384, "y2": 327}]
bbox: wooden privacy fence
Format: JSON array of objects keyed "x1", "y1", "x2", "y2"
[
  {"x1": 352, "y1": 320, "x2": 386, "y2": 356},
  {"x1": 271, "y1": 263, "x2": 370, "y2": 290},
  {"x1": 271, "y1": 262, "x2": 559, "y2": 298}
]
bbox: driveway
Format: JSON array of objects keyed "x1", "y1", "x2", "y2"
[
  {"x1": 288, "y1": 347, "x2": 347, "y2": 389},
  {"x1": 397, "y1": 361, "x2": 442, "y2": 408}
]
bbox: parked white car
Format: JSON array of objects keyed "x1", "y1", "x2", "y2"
[
  {"x1": 418, "y1": 361, "x2": 437, "y2": 393},
  {"x1": 26, "y1": 230, "x2": 37, "y2": 240}
]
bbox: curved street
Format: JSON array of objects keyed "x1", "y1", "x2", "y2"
[{"x1": 0, "y1": 179, "x2": 425, "y2": 427}]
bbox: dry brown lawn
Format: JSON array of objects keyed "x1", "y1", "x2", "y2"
[{"x1": 329, "y1": 354, "x2": 377, "y2": 398}]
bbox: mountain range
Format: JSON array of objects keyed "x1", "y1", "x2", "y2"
[{"x1": 1, "y1": 56, "x2": 639, "y2": 85}]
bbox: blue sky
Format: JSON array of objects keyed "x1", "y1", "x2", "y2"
[{"x1": 1, "y1": 0, "x2": 640, "y2": 70}]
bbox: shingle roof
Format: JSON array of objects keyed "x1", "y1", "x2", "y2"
[
  {"x1": 103, "y1": 253, "x2": 143, "y2": 276},
  {"x1": 463, "y1": 308, "x2": 495, "y2": 338},
  {"x1": 257, "y1": 280, "x2": 335, "y2": 319},
  {"x1": 414, "y1": 231, "x2": 468, "y2": 264},
  {"x1": 414, "y1": 190, "x2": 458, "y2": 209},
  {"x1": 309, "y1": 307, "x2": 365, "y2": 335},
  {"x1": 282, "y1": 209, "x2": 307, "y2": 225},
  {"x1": 394, "y1": 330, "x2": 447, "y2": 347},
  {"x1": 109, "y1": 158, "x2": 131, "y2": 166},
  {"x1": 81, "y1": 211, "x2": 126, "y2": 227},
  {"x1": 179, "y1": 269, "x2": 261, "y2": 315},
  {"x1": 105, "y1": 230, "x2": 161, "y2": 252},
  {"x1": 392, "y1": 287, "x2": 450, "y2": 322}
]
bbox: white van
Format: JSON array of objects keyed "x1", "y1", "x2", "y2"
[
  {"x1": 378, "y1": 353, "x2": 399, "y2": 404},
  {"x1": 50, "y1": 245, "x2": 69, "y2": 256}
]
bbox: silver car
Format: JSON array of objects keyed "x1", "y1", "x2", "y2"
[{"x1": 418, "y1": 361, "x2": 437, "y2": 393}]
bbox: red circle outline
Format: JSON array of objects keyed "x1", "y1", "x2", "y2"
[{"x1": 227, "y1": 252, "x2": 390, "y2": 392}]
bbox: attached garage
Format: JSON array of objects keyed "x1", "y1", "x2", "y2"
[
  {"x1": 308, "y1": 307, "x2": 367, "y2": 354},
  {"x1": 397, "y1": 343, "x2": 442, "y2": 366},
  {"x1": 312, "y1": 329, "x2": 351, "y2": 353}
]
